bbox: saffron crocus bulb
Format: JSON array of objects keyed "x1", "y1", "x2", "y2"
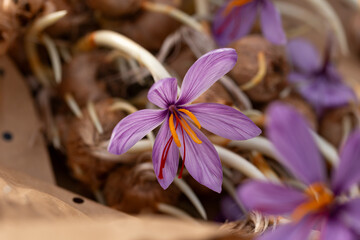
[
  {"x1": 212, "y1": 0, "x2": 286, "y2": 47},
  {"x1": 287, "y1": 39, "x2": 356, "y2": 114},
  {"x1": 108, "y1": 48, "x2": 261, "y2": 193},
  {"x1": 238, "y1": 103, "x2": 360, "y2": 239}
]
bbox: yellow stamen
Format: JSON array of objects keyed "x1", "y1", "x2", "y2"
[
  {"x1": 241, "y1": 51, "x2": 267, "y2": 91},
  {"x1": 179, "y1": 118, "x2": 202, "y2": 144},
  {"x1": 223, "y1": 0, "x2": 253, "y2": 16},
  {"x1": 169, "y1": 114, "x2": 181, "y2": 147},
  {"x1": 178, "y1": 109, "x2": 201, "y2": 129},
  {"x1": 292, "y1": 183, "x2": 334, "y2": 221}
]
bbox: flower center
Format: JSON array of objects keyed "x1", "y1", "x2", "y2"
[
  {"x1": 158, "y1": 109, "x2": 202, "y2": 179},
  {"x1": 223, "y1": 0, "x2": 254, "y2": 16},
  {"x1": 292, "y1": 183, "x2": 334, "y2": 221}
]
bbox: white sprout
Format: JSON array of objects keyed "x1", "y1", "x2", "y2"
[
  {"x1": 156, "y1": 203, "x2": 198, "y2": 223},
  {"x1": 141, "y1": 1, "x2": 204, "y2": 33},
  {"x1": 173, "y1": 178, "x2": 207, "y2": 220},
  {"x1": 75, "y1": 30, "x2": 171, "y2": 82},
  {"x1": 42, "y1": 34, "x2": 62, "y2": 84},
  {"x1": 275, "y1": 1, "x2": 325, "y2": 34},
  {"x1": 215, "y1": 144, "x2": 267, "y2": 180},
  {"x1": 64, "y1": 93, "x2": 83, "y2": 119},
  {"x1": 222, "y1": 177, "x2": 247, "y2": 213},
  {"x1": 87, "y1": 101, "x2": 104, "y2": 134},
  {"x1": 25, "y1": 11, "x2": 67, "y2": 86},
  {"x1": 304, "y1": 0, "x2": 349, "y2": 55}
]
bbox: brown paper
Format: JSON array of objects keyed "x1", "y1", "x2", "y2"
[
  {"x1": 0, "y1": 56, "x2": 54, "y2": 183},
  {"x1": 0, "y1": 166, "x2": 244, "y2": 240}
]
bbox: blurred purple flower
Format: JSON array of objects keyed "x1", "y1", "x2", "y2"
[
  {"x1": 212, "y1": 0, "x2": 286, "y2": 47},
  {"x1": 237, "y1": 103, "x2": 360, "y2": 239},
  {"x1": 108, "y1": 48, "x2": 261, "y2": 193},
  {"x1": 287, "y1": 39, "x2": 356, "y2": 113}
]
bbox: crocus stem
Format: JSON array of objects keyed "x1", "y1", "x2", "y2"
[
  {"x1": 141, "y1": 1, "x2": 205, "y2": 33},
  {"x1": 41, "y1": 34, "x2": 62, "y2": 84},
  {"x1": 173, "y1": 178, "x2": 207, "y2": 220},
  {"x1": 87, "y1": 101, "x2": 104, "y2": 135},
  {"x1": 214, "y1": 145, "x2": 267, "y2": 181},
  {"x1": 156, "y1": 203, "x2": 198, "y2": 223},
  {"x1": 64, "y1": 93, "x2": 83, "y2": 119},
  {"x1": 75, "y1": 30, "x2": 171, "y2": 82},
  {"x1": 304, "y1": 0, "x2": 349, "y2": 55},
  {"x1": 25, "y1": 11, "x2": 67, "y2": 86}
]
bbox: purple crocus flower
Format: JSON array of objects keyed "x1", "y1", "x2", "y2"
[
  {"x1": 212, "y1": 0, "x2": 286, "y2": 47},
  {"x1": 108, "y1": 48, "x2": 261, "y2": 193},
  {"x1": 287, "y1": 39, "x2": 356, "y2": 113},
  {"x1": 238, "y1": 103, "x2": 360, "y2": 239}
]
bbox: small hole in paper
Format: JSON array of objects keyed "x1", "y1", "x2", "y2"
[
  {"x1": 72, "y1": 197, "x2": 84, "y2": 204},
  {"x1": 2, "y1": 132, "x2": 13, "y2": 141}
]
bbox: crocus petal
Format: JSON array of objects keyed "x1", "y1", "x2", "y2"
[
  {"x1": 288, "y1": 72, "x2": 310, "y2": 85},
  {"x1": 212, "y1": 2, "x2": 258, "y2": 47},
  {"x1": 287, "y1": 39, "x2": 321, "y2": 73},
  {"x1": 332, "y1": 130, "x2": 360, "y2": 194},
  {"x1": 177, "y1": 121, "x2": 223, "y2": 193},
  {"x1": 341, "y1": 198, "x2": 360, "y2": 235},
  {"x1": 267, "y1": 103, "x2": 325, "y2": 185},
  {"x1": 260, "y1": 0, "x2": 286, "y2": 45},
  {"x1": 258, "y1": 217, "x2": 315, "y2": 240},
  {"x1": 152, "y1": 115, "x2": 179, "y2": 189},
  {"x1": 299, "y1": 74, "x2": 355, "y2": 112},
  {"x1": 321, "y1": 218, "x2": 356, "y2": 240},
  {"x1": 147, "y1": 77, "x2": 178, "y2": 109},
  {"x1": 220, "y1": 196, "x2": 244, "y2": 221},
  {"x1": 176, "y1": 48, "x2": 238, "y2": 105},
  {"x1": 238, "y1": 181, "x2": 307, "y2": 215},
  {"x1": 184, "y1": 103, "x2": 261, "y2": 140},
  {"x1": 108, "y1": 109, "x2": 167, "y2": 155}
]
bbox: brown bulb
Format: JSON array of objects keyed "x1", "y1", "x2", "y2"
[
  {"x1": 59, "y1": 51, "x2": 108, "y2": 108},
  {"x1": 104, "y1": 158, "x2": 180, "y2": 214},
  {"x1": 228, "y1": 35, "x2": 288, "y2": 103},
  {"x1": 65, "y1": 98, "x2": 128, "y2": 189}
]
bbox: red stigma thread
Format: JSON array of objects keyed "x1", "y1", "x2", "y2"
[{"x1": 158, "y1": 117, "x2": 179, "y2": 179}]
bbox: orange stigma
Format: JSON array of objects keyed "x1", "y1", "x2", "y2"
[
  {"x1": 223, "y1": 0, "x2": 253, "y2": 16},
  {"x1": 292, "y1": 183, "x2": 334, "y2": 221}
]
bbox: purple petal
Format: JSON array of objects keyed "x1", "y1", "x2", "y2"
[
  {"x1": 184, "y1": 103, "x2": 261, "y2": 140},
  {"x1": 321, "y1": 218, "x2": 356, "y2": 240},
  {"x1": 176, "y1": 48, "x2": 238, "y2": 105},
  {"x1": 260, "y1": 0, "x2": 286, "y2": 45},
  {"x1": 341, "y1": 198, "x2": 360, "y2": 235},
  {"x1": 152, "y1": 115, "x2": 180, "y2": 189},
  {"x1": 177, "y1": 120, "x2": 223, "y2": 193},
  {"x1": 238, "y1": 181, "x2": 306, "y2": 215},
  {"x1": 288, "y1": 72, "x2": 310, "y2": 85},
  {"x1": 220, "y1": 196, "x2": 244, "y2": 221},
  {"x1": 287, "y1": 39, "x2": 321, "y2": 73},
  {"x1": 299, "y1": 73, "x2": 355, "y2": 112},
  {"x1": 332, "y1": 130, "x2": 360, "y2": 194},
  {"x1": 266, "y1": 103, "x2": 325, "y2": 185},
  {"x1": 147, "y1": 78, "x2": 178, "y2": 108},
  {"x1": 258, "y1": 216, "x2": 316, "y2": 240},
  {"x1": 212, "y1": 2, "x2": 258, "y2": 47},
  {"x1": 108, "y1": 109, "x2": 167, "y2": 155}
]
